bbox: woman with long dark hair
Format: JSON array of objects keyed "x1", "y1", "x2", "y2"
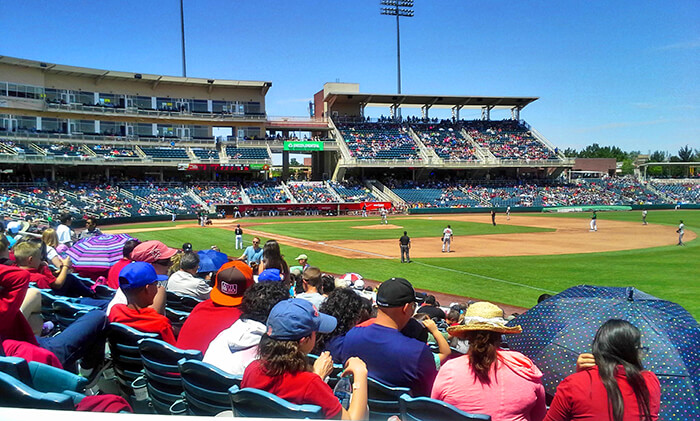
[
  {"x1": 544, "y1": 319, "x2": 660, "y2": 421},
  {"x1": 257, "y1": 240, "x2": 289, "y2": 282},
  {"x1": 313, "y1": 288, "x2": 370, "y2": 362},
  {"x1": 431, "y1": 301, "x2": 547, "y2": 421},
  {"x1": 241, "y1": 298, "x2": 369, "y2": 420}
]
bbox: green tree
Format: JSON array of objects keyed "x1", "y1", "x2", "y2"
[
  {"x1": 290, "y1": 158, "x2": 300, "y2": 166},
  {"x1": 677, "y1": 145, "x2": 694, "y2": 162},
  {"x1": 562, "y1": 147, "x2": 578, "y2": 157},
  {"x1": 620, "y1": 159, "x2": 635, "y2": 175},
  {"x1": 647, "y1": 150, "x2": 667, "y2": 176}
]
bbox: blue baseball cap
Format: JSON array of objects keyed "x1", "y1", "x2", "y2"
[
  {"x1": 119, "y1": 261, "x2": 168, "y2": 290},
  {"x1": 257, "y1": 268, "x2": 282, "y2": 282},
  {"x1": 266, "y1": 298, "x2": 337, "y2": 341}
]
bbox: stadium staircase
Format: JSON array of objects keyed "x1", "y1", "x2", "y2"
[
  {"x1": 239, "y1": 188, "x2": 252, "y2": 204},
  {"x1": 368, "y1": 180, "x2": 406, "y2": 206},
  {"x1": 0, "y1": 143, "x2": 16, "y2": 155},
  {"x1": 328, "y1": 119, "x2": 355, "y2": 162},
  {"x1": 324, "y1": 181, "x2": 345, "y2": 202},
  {"x1": 280, "y1": 183, "x2": 298, "y2": 204},
  {"x1": 408, "y1": 127, "x2": 441, "y2": 165},
  {"x1": 58, "y1": 189, "x2": 99, "y2": 217},
  {"x1": 134, "y1": 145, "x2": 147, "y2": 158},
  {"x1": 461, "y1": 187, "x2": 492, "y2": 207},
  {"x1": 81, "y1": 145, "x2": 97, "y2": 158},
  {"x1": 74, "y1": 190, "x2": 131, "y2": 217},
  {"x1": 462, "y1": 129, "x2": 495, "y2": 163},
  {"x1": 186, "y1": 147, "x2": 197, "y2": 161},
  {"x1": 527, "y1": 125, "x2": 567, "y2": 160},
  {"x1": 187, "y1": 188, "x2": 210, "y2": 210}
]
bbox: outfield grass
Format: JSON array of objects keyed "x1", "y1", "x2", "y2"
[
  {"x1": 247, "y1": 218, "x2": 552, "y2": 241},
  {"x1": 117, "y1": 210, "x2": 700, "y2": 320}
]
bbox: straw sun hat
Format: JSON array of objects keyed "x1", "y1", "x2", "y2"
[{"x1": 447, "y1": 301, "x2": 523, "y2": 335}]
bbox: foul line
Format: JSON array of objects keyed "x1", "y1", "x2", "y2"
[{"x1": 410, "y1": 260, "x2": 558, "y2": 293}]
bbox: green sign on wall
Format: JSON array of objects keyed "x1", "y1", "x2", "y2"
[{"x1": 283, "y1": 141, "x2": 324, "y2": 151}]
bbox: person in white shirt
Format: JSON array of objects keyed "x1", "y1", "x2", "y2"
[
  {"x1": 203, "y1": 282, "x2": 289, "y2": 375},
  {"x1": 295, "y1": 266, "x2": 325, "y2": 308},
  {"x1": 442, "y1": 225, "x2": 453, "y2": 253},
  {"x1": 55, "y1": 213, "x2": 74, "y2": 247},
  {"x1": 167, "y1": 251, "x2": 212, "y2": 300},
  {"x1": 677, "y1": 220, "x2": 685, "y2": 246}
]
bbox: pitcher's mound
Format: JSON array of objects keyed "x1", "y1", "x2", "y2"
[{"x1": 353, "y1": 224, "x2": 403, "y2": 230}]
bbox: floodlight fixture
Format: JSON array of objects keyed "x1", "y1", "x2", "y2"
[{"x1": 380, "y1": 0, "x2": 414, "y2": 97}]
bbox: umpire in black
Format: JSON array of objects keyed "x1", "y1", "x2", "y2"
[{"x1": 399, "y1": 231, "x2": 411, "y2": 263}]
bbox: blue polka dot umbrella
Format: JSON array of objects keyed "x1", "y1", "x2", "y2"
[{"x1": 504, "y1": 285, "x2": 699, "y2": 421}]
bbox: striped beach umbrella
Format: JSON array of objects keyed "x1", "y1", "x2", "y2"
[{"x1": 66, "y1": 234, "x2": 135, "y2": 269}]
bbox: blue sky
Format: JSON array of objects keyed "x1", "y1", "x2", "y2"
[{"x1": 1, "y1": 0, "x2": 697, "y2": 155}]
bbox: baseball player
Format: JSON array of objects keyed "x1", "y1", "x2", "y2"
[
  {"x1": 677, "y1": 220, "x2": 685, "y2": 246},
  {"x1": 362, "y1": 203, "x2": 368, "y2": 218},
  {"x1": 590, "y1": 211, "x2": 598, "y2": 232},
  {"x1": 380, "y1": 208, "x2": 388, "y2": 225},
  {"x1": 234, "y1": 224, "x2": 243, "y2": 249},
  {"x1": 442, "y1": 225, "x2": 453, "y2": 253},
  {"x1": 642, "y1": 210, "x2": 648, "y2": 225},
  {"x1": 506, "y1": 206, "x2": 511, "y2": 220}
]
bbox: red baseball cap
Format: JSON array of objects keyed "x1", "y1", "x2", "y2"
[
  {"x1": 211, "y1": 260, "x2": 254, "y2": 306},
  {"x1": 130, "y1": 240, "x2": 178, "y2": 263}
]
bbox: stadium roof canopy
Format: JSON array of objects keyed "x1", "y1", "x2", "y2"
[
  {"x1": 0, "y1": 56, "x2": 272, "y2": 91},
  {"x1": 324, "y1": 92, "x2": 538, "y2": 109}
]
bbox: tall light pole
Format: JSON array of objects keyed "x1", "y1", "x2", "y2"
[
  {"x1": 180, "y1": 0, "x2": 187, "y2": 77},
  {"x1": 380, "y1": 0, "x2": 414, "y2": 95}
]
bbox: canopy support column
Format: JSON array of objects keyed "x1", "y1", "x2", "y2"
[
  {"x1": 511, "y1": 106, "x2": 522, "y2": 121},
  {"x1": 452, "y1": 105, "x2": 462, "y2": 121},
  {"x1": 421, "y1": 104, "x2": 432, "y2": 120},
  {"x1": 481, "y1": 106, "x2": 493, "y2": 121}
]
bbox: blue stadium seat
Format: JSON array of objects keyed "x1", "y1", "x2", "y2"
[
  {"x1": 367, "y1": 377, "x2": 411, "y2": 420},
  {"x1": 107, "y1": 323, "x2": 159, "y2": 400},
  {"x1": 399, "y1": 393, "x2": 492, "y2": 420},
  {"x1": 137, "y1": 338, "x2": 202, "y2": 414},
  {"x1": 229, "y1": 385, "x2": 324, "y2": 419},
  {"x1": 0, "y1": 371, "x2": 75, "y2": 410},
  {"x1": 178, "y1": 359, "x2": 242, "y2": 416},
  {"x1": 0, "y1": 356, "x2": 87, "y2": 394}
]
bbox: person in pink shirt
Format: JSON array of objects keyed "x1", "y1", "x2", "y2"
[{"x1": 431, "y1": 301, "x2": 547, "y2": 421}]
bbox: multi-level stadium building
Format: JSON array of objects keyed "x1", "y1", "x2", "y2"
[{"x1": 1, "y1": 56, "x2": 695, "y2": 223}]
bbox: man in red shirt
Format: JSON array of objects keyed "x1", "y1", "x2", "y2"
[
  {"x1": 108, "y1": 262, "x2": 176, "y2": 345},
  {"x1": 176, "y1": 260, "x2": 253, "y2": 353}
]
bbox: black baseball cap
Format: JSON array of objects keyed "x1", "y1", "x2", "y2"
[{"x1": 376, "y1": 277, "x2": 420, "y2": 307}]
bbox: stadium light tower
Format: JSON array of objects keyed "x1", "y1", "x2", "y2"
[
  {"x1": 180, "y1": 0, "x2": 187, "y2": 77},
  {"x1": 380, "y1": 0, "x2": 414, "y2": 95}
]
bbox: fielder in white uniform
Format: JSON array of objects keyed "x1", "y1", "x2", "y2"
[
  {"x1": 506, "y1": 206, "x2": 511, "y2": 220},
  {"x1": 677, "y1": 220, "x2": 685, "y2": 246},
  {"x1": 442, "y1": 225, "x2": 453, "y2": 253},
  {"x1": 380, "y1": 208, "x2": 388, "y2": 225}
]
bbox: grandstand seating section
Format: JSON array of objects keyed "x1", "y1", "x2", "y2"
[
  {"x1": 330, "y1": 182, "x2": 378, "y2": 202},
  {"x1": 225, "y1": 146, "x2": 270, "y2": 160},
  {"x1": 2, "y1": 177, "x2": 698, "y2": 223},
  {"x1": 246, "y1": 183, "x2": 289, "y2": 204},
  {"x1": 650, "y1": 181, "x2": 700, "y2": 203},
  {"x1": 287, "y1": 182, "x2": 337, "y2": 203},
  {"x1": 91, "y1": 145, "x2": 139, "y2": 158},
  {"x1": 192, "y1": 148, "x2": 220, "y2": 160},
  {"x1": 336, "y1": 122, "x2": 421, "y2": 160},
  {"x1": 411, "y1": 123, "x2": 479, "y2": 161},
  {"x1": 193, "y1": 185, "x2": 242, "y2": 205},
  {"x1": 140, "y1": 147, "x2": 189, "y2": 160},
  {"x1": 463, "y1": 120, "x2": 555, "y2": 160}
]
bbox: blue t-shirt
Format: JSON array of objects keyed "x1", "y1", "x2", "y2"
[
  {"x1": 324, "y1": 335, "x2": 346, "y2": 364},
  {"x1": 341, "y1": 323, "x2": 437, "y2": 396},
  {"x1": 243, "y1": 246, "x2": 263, "y2": 264}
]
